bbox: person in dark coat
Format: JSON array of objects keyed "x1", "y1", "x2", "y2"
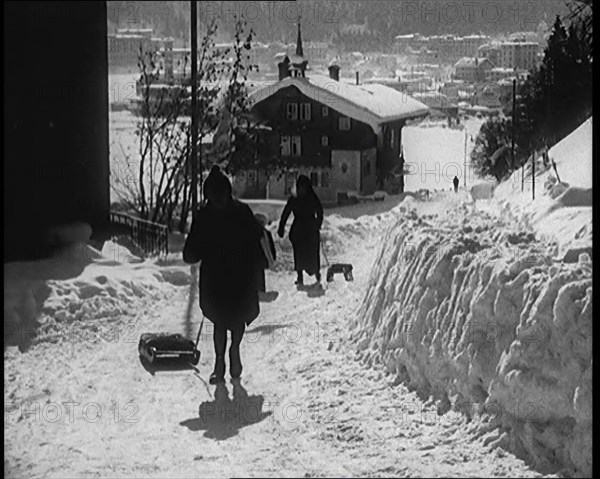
[
  {"x1": 183, "y1": 165, "x2": 263, "y2": 384},
  {"x1": 254, "y1": 213, "x2": 276, "y2": 293},
  {"x1": 453, "y1": 176, "x2": 459, "y2": 193},
  {"x1": 277, "y1": 174, "x2": 324, "y2": 285}
]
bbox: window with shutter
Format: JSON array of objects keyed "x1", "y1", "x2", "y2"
[
  {"x1": 281, "y1": 135, "x2": 291, "y2": 156},
  {"x1": 321, "y1": 106, "x2": 329, "y2": 117},
  {"x1": 300, "y1": 103, "x2": 311, "y2": 120},
  {"x1": 291, "y1": 136, "x2": 302, "y2": 156},
  {"x1": 321, "y1": 135, "x2": 329, "y2": 147},
  {"x1": 286, "y1": 103, "x2": 298, "y2": 120}
]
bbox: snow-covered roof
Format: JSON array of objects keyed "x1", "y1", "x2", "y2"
[
  {"x1": 455, "y1": 57, "x2": 493, "y2": 69},
  {"x1": 395, "y1": 34, "x2": 415, "y2": 40},
  {"x1": 249, "y1": 75, "x2": 429, "y2": 133},
  {"x1": 455, "y1": 57, "x2": 478, "y2": 68},
  {"x1": 411, "y1": 92, "x2": 456, "y2": 108}
]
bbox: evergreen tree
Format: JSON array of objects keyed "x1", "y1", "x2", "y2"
[{"x1": 470, "y1": 116, "x2": 514, "y2": 182}]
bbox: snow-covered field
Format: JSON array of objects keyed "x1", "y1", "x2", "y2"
[
  {"x1": 5, "y1": 117, "x2": 591, "y2": 478},
  {"x1": 403, "y1": 117, "x2": 486, "y2": 192}
]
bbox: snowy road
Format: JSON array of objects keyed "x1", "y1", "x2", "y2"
[{"x1": 5, "y1": 192, "x2": 548, "y2": 478}]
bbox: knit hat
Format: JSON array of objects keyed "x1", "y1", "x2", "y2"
[{"x1": 203, "y1": 165, "x2": 232, "y2": 198}]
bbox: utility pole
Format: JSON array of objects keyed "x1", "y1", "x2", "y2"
[
  {"x1": 532, "y1": 152, "x2": 535, "y2": 200},
  {"x1": 191, "y1": 0, "x2": 198, "y2": 213},
  {"x1": 521, "y1": 161, "x2": 524, "y2": 192},
  {"x1": 511, "y1": 78, "x2": 516, "y2": 173},
  {"x1": 463, "y1": 129, "x2": 467, "y2": 188}
]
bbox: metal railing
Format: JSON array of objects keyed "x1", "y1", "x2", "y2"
[{"x1": 109, "y1": 211, "x2": 169, "y2": 257}]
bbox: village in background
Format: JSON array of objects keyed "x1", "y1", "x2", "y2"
[{"x1": 106, "y1": 0, "x2": 560, "y2": 227}]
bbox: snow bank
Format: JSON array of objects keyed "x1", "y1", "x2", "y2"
[
  {"x1": 470, "y1": 181, "x2": 496, "y2": 201},
  {"x1": 4, "y1": 242, "x2": 188, "y2": 351},
  {"x1": 348, "y1": 205, "x2": 592, "y2": 477}
]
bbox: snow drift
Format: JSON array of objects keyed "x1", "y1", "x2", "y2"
[
  {"x1": 4, "y1": 241, "x2": 184, "y2": 352},
  {"x1": 348, "y1": 204, "x2": 592, "y2": 477}
]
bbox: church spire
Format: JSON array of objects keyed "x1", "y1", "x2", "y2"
[{"x1": 296, "y1": 17, "x2": 303, "y2": 57}]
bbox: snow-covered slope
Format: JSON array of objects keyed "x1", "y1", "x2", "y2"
[
  {"x1": 349, "y1": 201, "x2": 592, "y2": 477},
  {"x1": 495, "y1": 117, "x2": 592, "y2": 259}
]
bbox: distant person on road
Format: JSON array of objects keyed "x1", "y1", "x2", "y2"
[
  {"x1": 254, "y1": 213, "x2": 276, "y2": 293},
  {"x1": 453, "y1": 176, "x2": 459, "y2": 193},
  {"x1": 278, "y1": 175, "x2": 324, "y2": 286},
  {"x1": 183, "y1": 165, "x2": 264, "y2": 385}
]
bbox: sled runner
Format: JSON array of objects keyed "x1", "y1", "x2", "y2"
[
  {"x1": 321, "y1": 238, "x2": 354, "y2": 282},
  {"x1": 138, "y1": 318, "x2": 204, "y2": 365}
]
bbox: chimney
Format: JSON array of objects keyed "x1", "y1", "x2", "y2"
[
  {"x1": 327, "y1": 64, "x2": 340, "y2": 81},
  {"x1": 278, "y1": 56, "x2": 291, "y2": 81},
  {"x1": 356, "y1": 71, "x2": 359, "y2": 85}
]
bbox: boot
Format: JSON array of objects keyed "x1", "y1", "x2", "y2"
[
  {"x1": 229, "y1": 347, "x2": 242, "y2": 379},
  {"x1": 209, "y1": 356, "x2": 226, "y2": 384},
  {"x1": 295, "y1": 271, "x2": 304, "y2": 285}
]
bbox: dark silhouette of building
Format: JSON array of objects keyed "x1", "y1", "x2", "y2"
[{"x1": 4, "y1": 1, "x2": 110, "y2": 261}]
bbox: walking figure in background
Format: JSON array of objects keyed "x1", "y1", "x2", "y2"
[
  {"x1": 254, "y1": 213, "x2": 276, "y2": 293},
  {"x1": 278, "y1": 175, "x2": 324, "y2": 286},
  {"x1": 453, "y1": 175, "x2": 459, "y2": 193},
  {"x1": 183, "y1": 166, "x2": 263, "y2": 384}
]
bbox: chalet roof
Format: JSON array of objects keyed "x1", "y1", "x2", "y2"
[{"x1": 249, "y1": 75, "x2": 429, "y2": 133}]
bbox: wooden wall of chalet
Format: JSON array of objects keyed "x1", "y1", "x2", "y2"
[
  {"x1": 4, "y1": 1, "x2": 110, "y2": 261},
  {"x1": 252, "y1": 85, "x2": 378, "y2": 168}
]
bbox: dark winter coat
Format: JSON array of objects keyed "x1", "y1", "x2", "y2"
[
  {"x1": 183, "y1": 199, "x2": 264, "y2": 329},
  {"x1": 278, "y1": 192, "x2": 324, "y2": 275}
]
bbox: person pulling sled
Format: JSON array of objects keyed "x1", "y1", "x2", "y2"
[{"x1": 183, "y1": 166, "x2": 264, "y2": 385}]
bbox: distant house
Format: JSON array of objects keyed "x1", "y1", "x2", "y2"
[
  {"x1": 410, "y1": 92, "x2": 458, "y2": 118},
  {"x1": 233, "y1": 25, "x2": 429, "y2": 203},
  {"x1": 487, "y1": 67, "x2": 517, "y2": 82},
  {"x1": 453, "y1": 57, "x2": 495, "y2": 83}
]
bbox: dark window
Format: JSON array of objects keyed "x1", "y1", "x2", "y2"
[
  {"x1": 310, "y1": 172, "x2": 319, "y2": 186},
  {"x1": 339, "y1": 117, "x2": 351, "y2": 130}
]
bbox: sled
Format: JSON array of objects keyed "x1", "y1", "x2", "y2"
[
  {"x1": 138, "y1": 318, "x2": 204, "y2": 366},
  {"x1": 321, "y1": 238, "x2": 354, "y2": 282}
]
